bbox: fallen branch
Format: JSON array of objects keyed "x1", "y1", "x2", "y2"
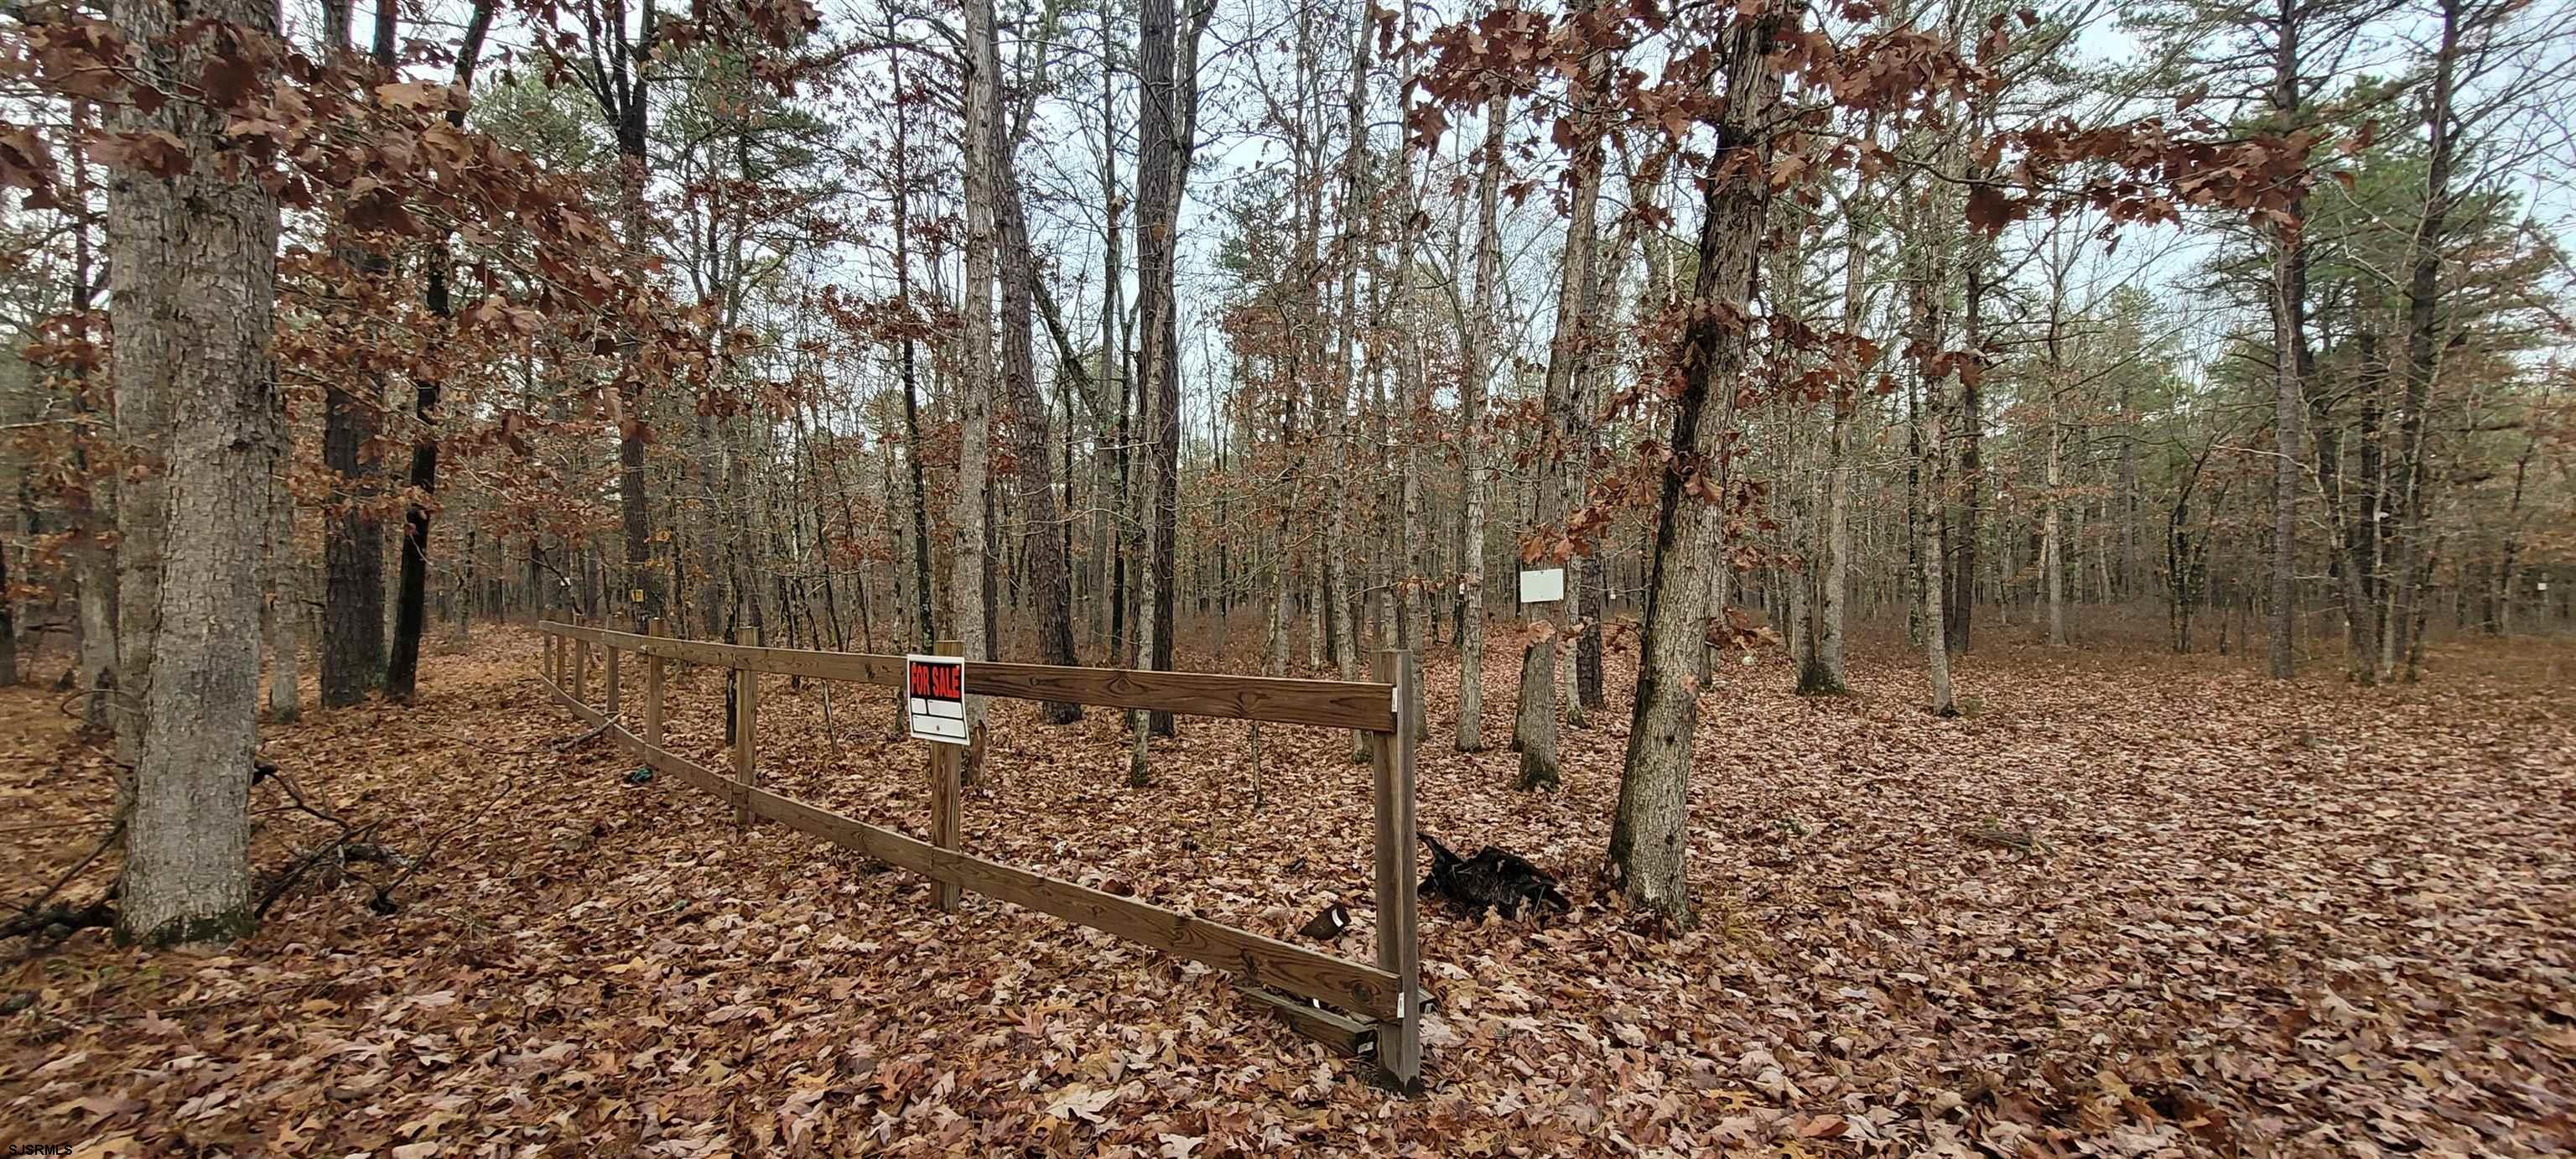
[
  {"x1": 55, "y1": 687, "x2": 143, "y2": 725},
  {"x1": 5, "y1": 817, "x2": 126, "y2": 941},
  {"x1": 0, "y1": 895, "x2": 116, "y2": 943},
  {"x1": 0, "y1": 818, "x2": 117, "y2": 837},
  {"x1": 254, "y1": 819, "x2": 391, "y2": 918},
  {"x1": 264, "y1": 765, "x2": 344, "y2": 828},
  {"x1": 553, "y1": 720, "x2": 613, "y2": 750}
]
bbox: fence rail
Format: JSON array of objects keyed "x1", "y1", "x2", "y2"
[
  {"x1": 545, "y1": 620, "x2": 1400, "y2": 732},
  {"x1": 536, "y1": 617, "x2": 1422, "y2": 1089}
]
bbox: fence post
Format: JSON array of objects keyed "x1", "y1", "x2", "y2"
[
  {"x1": 604, "y1": 627, "x2": 622, "y2": 719},
  {"x1": 734, "y1": 626, "x2": 761, "y2": 829},
  {"x1": 1368, "y1": 647, "x2": 1422, "y2": 1090},
  {"x1": 544, "y1": 627, "x2": 556, "y2": 687},
  {"x1": 643, "y1": 616, "x2": 665, "y2": 748},
  {"x1": 573, "y1": 616, "x2": 590, "y2": 705},
  {"x1": 929, "y1": 637, "x2": 963, "y2": 912}
]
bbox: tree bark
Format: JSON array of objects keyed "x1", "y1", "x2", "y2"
[
  {"x1": 1946, "y1": 212, "x2": 1989, "y2": 657},
  {"x1": 109, "y1": 0, "x2": 283, "y2": 945},
  {"x1": 1124, "y1": 0, "x2": 1177, "y2": 775},
  {"x1": 996, "y1": 139, "x2": 1081, "y2": 720},
  {"x1": 1092, "y1": 10, "x2": 1124, "y2": 658},
  {"x1": 1127, "y1": 358, "x2": 1162, "y2": 787},
  {"x1": 2264, "y1": 0, "x2": 2309, "y2": 681},
  {"x1": 1607, "y1": 11, "x2": 1781, "y2": 925},
  {"x1": 2384, "y1": 0, "x2": 2459, "y2": 683},
  {"x1": 954, "y1": 0, "x2": 1003, "y2": 758},
  {"x1": 2044, "y1": 411, "x2": 2067, "y2": 647},
  {"x1": 1901, "y1": 163, "x2": 1957, "y2": 715},
  {"x1": 1133, "y1": 0, "x2": 1206, "y2": 736},
  {"x1": 319, "y1": 356, "x2": 383, "y2": 710},
  {"x1": 1918, "y1": 384, "x2": 1957, "y2": 715},
  {"x1": 385, "y1": 0, "x2": 494, "y2": 701},
  {"x1": 266, "y1": 472, "x2": 300, "y2": 721},
  {"x1": 1572, "y1": 197, "x2": 1637, "y2": 716},
  {"x1": 1799, "y1": 179, "x2": 1861, "y2": 695},
  {"x1": 63, "y1": 98, "x2": 117, "y2": 726},
  {"x1": 1455, "y1": 86, "x2": 1507, "y2": 752},
  {"x1": 1514, "y1": 49, "x2": 1607, "y2": 791},
  {"x1": 318, "y1": 0, "x2": 402, "y2": 707}
]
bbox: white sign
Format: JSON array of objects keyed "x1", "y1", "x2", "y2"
[
  {"x1": 906, "y1": 654, "x2": 969, "y2": 746},
  {"x1": 1519, "y1": 568, "x2": 1566, "y2": 604}
]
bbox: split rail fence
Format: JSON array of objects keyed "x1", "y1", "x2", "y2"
[{"x1": 536, "y1": 617, "x2": 1423, "y2": 1089}]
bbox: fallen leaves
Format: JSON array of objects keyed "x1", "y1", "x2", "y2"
[{"x1": 2, "y1": 629, "x2": 2572, "y2": 1154}]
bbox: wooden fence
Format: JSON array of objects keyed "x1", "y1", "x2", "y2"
[{"x1": 536, "y1": 617, "x2": 1423, "y2": 1089}]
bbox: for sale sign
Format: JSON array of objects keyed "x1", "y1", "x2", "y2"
[{"x1": 906, "y1": 654, "x2": 969, "y2": 745}]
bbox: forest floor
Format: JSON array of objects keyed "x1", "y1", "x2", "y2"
[{"x1": 1, "y1": 623, "x2": 2571, "y2": 1156}]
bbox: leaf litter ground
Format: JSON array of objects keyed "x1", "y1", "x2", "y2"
[{"x1": 2, "y1": 628, "x2": 2570, "y2": 1156}]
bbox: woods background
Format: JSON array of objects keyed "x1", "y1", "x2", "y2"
[{"x1": 0, "y1": 0, "x2": 2571, "y2": 942}]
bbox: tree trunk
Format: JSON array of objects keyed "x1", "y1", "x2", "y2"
[
  {"x1": 2385, "y1": 0, "x2": 2459, "y2": 682},
  {"x1": 1124, "y1": 0, "x2": 1177, "y2": 774},
  {"x1": 0, "y1": 517, "x2": 13, "y2": 683},
  {"x1": 1126, "y1": 317, "x2": 1163, "y2": 786},
  {"x1": 314, "y1": 0, "x2": 384, "y2": 710},
  {"x1": 267, "y1": 473, "x2": 301, "y2": 721},
  {"x1": 110, "y1": 0, "x2": 283, "y2": 945},
  {"x1": 1514, "y1": 49, "x2": 1607, "y2": 790},
  {"x1": 1389, "y1": 44, "x2": 1431, "y2": 672},
  {"x1": 1572, "y1": 202, "x2": 1636, "y2": 716},
  {"x1": 1607, "y1": 12, "x2": 1781, "y2": 925},
  {"x1": 1323, "y1": 0, "x2": 1374, "y2": 757},
  {"x1": 612, "y1": 29, "x2": 660, "y2": 628},
  {"x1": 953, "y1": 0, "x2": 1002, "y2": 757},
  {"x1": 2264, "y1": 0, "x2": 2309, "y2": 681},
  {"x1": 387, "y1": 1, "x2": 496, "y2": 701},
  {"x1": 319, "y1": 369, "x2": 383, "y2": 711},
  {"x1": 1799, "y1": 179, "x2": 1862, "y2": 695},
  {"x1": 1903, "y1": 169, "x2": 1957, "y2": 715},
  {"x1": 1918, "y1": 388, "x2": 1957, "y2": 715},
  {"x1": 1946, "y1": 215, "x2": 1989, "y2": 656},
  {"x1": 2044, "y1": 413, "x2": 2067, "y2": 647},
  {"x1": 1455, "y1": 86, "x2": 1506, "y2": 752},
  {"x1": 1092, "y1": 11, "x2": 1124, "y2": 658},
  {"x1": 883, "y1": 55, "x2": 935, "y2": 652},
  {"x1": 384, "y1": 185, "x2": 435, "y2": 697},
  {"x1": 60, "y1": 99, "x2": 119, "y2": 730},
  {"x1": 1134, "y1": 0, "x2": 1207, "y2": 737},
  {"x1": 996, "y1": 138, "x2": 1082, "y2": 721}
]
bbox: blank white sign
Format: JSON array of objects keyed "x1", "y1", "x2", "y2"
[{"x1": 1519, "y1": 568, "x2": 1566, "y2": 604}]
